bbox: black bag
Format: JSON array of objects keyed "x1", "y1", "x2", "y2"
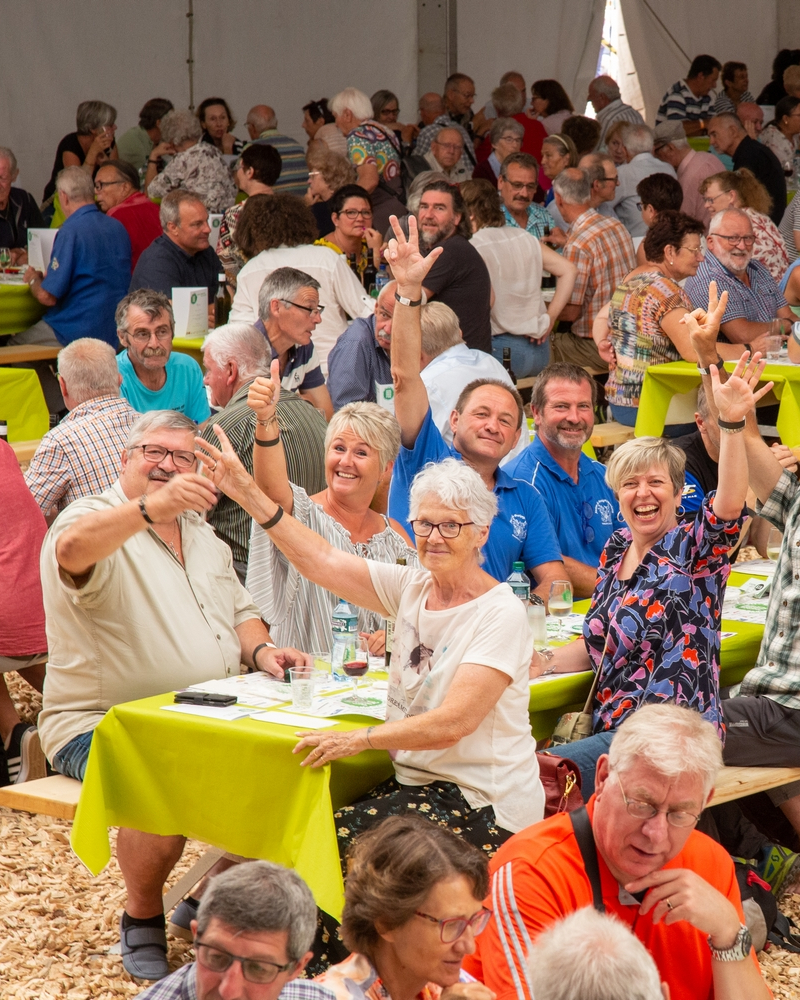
[{"x1": 735, "y1": 861, "x2": 800, "y2": 953}]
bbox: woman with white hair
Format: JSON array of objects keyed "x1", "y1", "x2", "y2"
[
  {"x1": 196, "y1": 429, "x2": 543, "y2": 852},
  {"x1": 330, "y1": 87, "x2": 403, "y2": 201},
  {"x1": 245, "y1": 363, "x2": 415, "y2": 654},
  {"x1": 145, "y1": 108, "x2": 236, "y2": 213},
  {"x1": 531, "y1": 352, "x2": 772, "y2": 796}
]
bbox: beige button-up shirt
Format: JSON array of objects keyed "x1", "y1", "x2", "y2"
[{"x1": 38, "y1": 481, "x2": 261, "y2": 761}]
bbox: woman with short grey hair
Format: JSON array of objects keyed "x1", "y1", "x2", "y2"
[
  {"x1": 197, "y1": 421, "x2": 544, "y2": 859},
  {"x1": 43, "y1": 99, "x2": 119, "y2": 204},
  {"x1": 471, "y1": 118, "x2": 524, "y2": 187},
  {"x1": 145, "y1": 108, "x2": 236, "y2": 213}
]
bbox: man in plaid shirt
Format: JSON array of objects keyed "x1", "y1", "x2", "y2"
[
  {"x1": 691, "y1": 294, "x2": 800, "y2": 842},
  {"x1": 25, "y1": 338, "x2": 138, "y2": 521}
]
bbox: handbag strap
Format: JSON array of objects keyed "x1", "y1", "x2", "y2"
[
  {"x1": 569, "y1": 807, "x2": 605, "y2": 913},
  {"x1": 581, "y1": 633, "x2": 610, "y2": 714}
]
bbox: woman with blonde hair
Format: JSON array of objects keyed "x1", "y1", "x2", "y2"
[{"x1": 699, "y1": 169, "x2": 789, "y2": 280}]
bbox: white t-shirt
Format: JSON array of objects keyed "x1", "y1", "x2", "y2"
[
  {"x1": 368, "y1": 562, "x2": 543, "y2": 833},
  {"x1": 230, "y1": 244, "x2": 374, "y2": 368},
  {"x1": 470, "y1": 227, "x2": 549, "y2": 339}
]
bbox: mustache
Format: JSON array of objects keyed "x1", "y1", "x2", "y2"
[
  {"x1": 148, "y1": 469, "x2": 176, "y2": 482},
  {"x1": 142, "y1": 347, "x2": 168, "y2": 358}
]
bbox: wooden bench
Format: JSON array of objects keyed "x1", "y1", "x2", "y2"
[
  {"x1": 0, "y1": 344, "x2": 61, "y2": 365},
  {"x1": 590, "y1": 421, "x2": 636, "y2": 449},
  {"x1": 711, "y1": 766, "x2": 800, "y2": 806},
  {"x1": 0, "y1": 774, "x2": 82, "y2": 820},
  {"x1": 10, "y1": 439, "x2": 41, "y2": 464}
]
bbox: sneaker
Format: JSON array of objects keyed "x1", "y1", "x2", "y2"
[
  {"x1": 119, "y1": 914, "x2": 169, "y2": 981},
  {"x1": 5, "y1": 724, "x2": 47, "y2": 784},
  {"x1": 167, "y1": 896, "x2": 199, "y2": 942},
  {"x1": 757, "y1": 844, "x2": 800, "y2": 898}
]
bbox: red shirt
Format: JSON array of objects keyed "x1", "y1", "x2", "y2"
[
  {"x1": 463, "y1": 799, "x2": 762, "y2": 1000},
  {"x1": 0, "y1": 441, "x2": 47, "y2": 655},
  {"x1": 107, "y1": 191, "x2": 162, "y2": 270}
]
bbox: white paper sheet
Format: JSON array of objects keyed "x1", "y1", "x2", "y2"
[
  {"x1": 161, "y1": 704, "x2": 253, "y2": 721},
  {"x1": 172, "y1": 286, "x2": 208, "y2": 337},
  {"x1": 249, "y1": 711, "x2": 337, "y2": 729},
  {"x1": 27, "y1": 228, "x2": 58, "y2": 273},
  {"x1": 208, "y1": 214, "x2": 223, "y2": 251}
]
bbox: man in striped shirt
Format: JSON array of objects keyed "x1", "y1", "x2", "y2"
[
  {"x1": 656, "y1": 54, "x2": 722, "y2": 136},
  {"x1": 201, "y1": 323, "x2": 326, "y2": 582},
  {"x1": 245, "y1": 105, "x2": 309, "y2": 198},
  {"x1": 588, "y1": 76, "x2": 643, "y2": 151},
  {"x1": 25, "y1": 338, "x2": 138, "y2": 521}
]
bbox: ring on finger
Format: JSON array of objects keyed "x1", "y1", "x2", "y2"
[{"x1": 665, "y1": 898, "x2": 673, "y2": 911}]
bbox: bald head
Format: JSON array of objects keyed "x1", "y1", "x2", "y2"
[
  {"x1": 246, "y1": 105, "x2": 277, "y2": 138},
  {"x1": 588, "y1": 75, "x2": 620, "y2": 111},
  {"x1": 707, "y1": 113, "x2": 745, "y2": 156},
  {"x1": 419, "y1": 92, "x2": 445, "y2": 125},
  {"x1": 736, "y1": 101, "x2": 764, "y2": 138}
]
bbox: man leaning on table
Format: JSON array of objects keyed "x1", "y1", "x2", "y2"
[
  {"x1": 37, "y1": 408, "x2": 309, "y2": 982},
  {"x1": 689, "y1": 297, "x2": 800, "y2": 850}
]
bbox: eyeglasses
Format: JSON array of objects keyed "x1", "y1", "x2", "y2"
[
  {"x1": 678, "y1": 244, "x2": 704, "y2": 257},
  {"x1": 94, "y1": 179, "x2": 126, "y2": 191},
  {"x1": 410, "y1": 519, "x2": 475, "y2": 539},
  {"x1": 339, "y1": 208, "x2": 373, "y2": 220},
  {"x1": 195, "y1": 940, "x2": 294, "y2": 985},
  {"x1": 709, "y1": 233, "x2": 755, "y2": 247},
  {"x1": 434, "y1": 142, "x2": 464, "y2": 152},
  {"x1": 415, "y1": 907, "x2": 492, "y2": 943},
  {"x1": 615, "y1": 772, "x2": 701, "y2": 828},
  {"x1": 128, "y1": 328, "x2": 173, "y2": 344},
  {"x1": 506, "y1": 181, "x2": 538, "y2": 192},
  {"x1": 381, "y1": 107, "x2": 400, "y2": 118},
  {"x1": 132, "y1": 444, "x2": 196, "y2": 469},
  {"x1": 579, "y1": 501, "x2": 595, "y2": 544},
  {"x1": 280, "y1": 299, "x2": 325, "y2": 316},
  {"x1": 702, "y1": 192, "x2": 728, "y2": 205},
  {"x1": 499, "y1": 135, "x2": 522, "y2": 144},
  {"x1": 600, "y1": 176, "x2": 619, "y2": 185}
]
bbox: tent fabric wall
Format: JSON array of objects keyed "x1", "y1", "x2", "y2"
[{"x1": 619, "y1": 0, "x2": 778, "y2": 124}]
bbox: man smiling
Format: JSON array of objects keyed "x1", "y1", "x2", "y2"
[{"x1": 464, "y1": 704, "x2": 771, "y2": 1000}]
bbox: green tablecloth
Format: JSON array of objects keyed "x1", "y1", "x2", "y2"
[
  {"x1": 0, "y1": 283, "x2": 46, "y2": 338},
  {"x1": 637, "y1": 360, "x2": 800, "y2": 447},
  {"x1": 0, "y1": 367, "x2": 50, "y2": 440},
  {"x1": 171, "y1": 336, "x2": 205, "y2": 368}
]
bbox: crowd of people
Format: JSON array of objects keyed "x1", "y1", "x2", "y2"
[{"x1": 3, "y1": 48, "x2": 800, "y2": 999}]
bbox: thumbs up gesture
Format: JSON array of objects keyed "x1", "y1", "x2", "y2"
[{"x1": 247, "y1": 357, "x2": 282, "y2": 424}]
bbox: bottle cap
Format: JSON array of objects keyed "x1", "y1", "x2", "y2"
[{"x1": 512, "y1": 561, "x2": 525, "y2": 571}]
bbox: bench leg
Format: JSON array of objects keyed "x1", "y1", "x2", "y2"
[{"x1": 162, "y1": 847, "x2": 227, "y2": 914}]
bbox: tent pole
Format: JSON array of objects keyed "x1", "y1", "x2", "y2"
[{"x1": 187, "y1": 0, "x2": 195, "y2": 111}]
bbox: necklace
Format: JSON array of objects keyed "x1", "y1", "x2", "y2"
[{"x1": 167, "y1": 522, "x2": 181, "y2": 561}]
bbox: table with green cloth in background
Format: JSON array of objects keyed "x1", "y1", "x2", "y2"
[
  {"x1": 637, "y1": 359, "x2": 800, "y2": 447},
  {"x1": 0, "y1": 283, "x2": 46, "y2": 338},
  {"x1": 0, "y1": 367, "x2": 50, "y2": 440},
  {"x1": 171, "y1": 336, "x2": 205, "y2": 368}
]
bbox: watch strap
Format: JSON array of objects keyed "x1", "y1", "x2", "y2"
[
  {"x1": 138, "y1": 495, "x2": 155, "y2": 524},
  {"x1": 718, "y1": 417, "x2": 746, "y2": 430},
  {"x1": 259, "y1": 505, "x2": 284, "y2": 530},
  {"x1": 697, "y1": 355, "x2": 725, "y2": 376},
  {"x1": 395, "y1": 292, "x2": 422, "y2": 307},
  {"x1": 252, "y1": 642, "x2": 277, "y2": 668},
  {"x1": 708, "y1": 924, "x2": 752, "y2": 962}
]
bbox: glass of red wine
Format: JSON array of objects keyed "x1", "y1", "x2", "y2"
[{"x1": 341, "y1": 637, "x2": 380, "y2": 708}]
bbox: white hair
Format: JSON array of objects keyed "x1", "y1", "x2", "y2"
[
  {"x1": 420, "y1": 302, "x2": 462, "y2": 357},
  {"x1": 528, "y1": 909, "x2": 663, "y2": 1000},
  {"x1": 126, "y1": 410, "x2": 197, "y2": 451},
  {"x1": 0, "y1": 147, "x2": 17, "y2": 173},
  {"x1": 621, "y1": 123, "x2": 654, "y2": 156},
  {"x1": 56, "y1": 165, "x2": 95, "y2": 203},
  {"x1": 330, "y1": 88, "x2": 373, "y2": 122},
  {"x1": 160, "y1": 108, "x2": 203, "y2": 146},
  {"x1": 708, "y1": 207, "x2": 753, "y2": 235},
  {"x1": 57, "y1": 338, "x2": 121, "y2": 404},
  {"x1": 409, "y1": 458, "x2": 498, "y2": 528},
  {"x1": 203, "y1": 323, "x2": 270, "y2": 382},
  {"x1": 608, "y1": 704, "x2": 723, "y2": 799},
  {"x1": 591, "y1": 76, "x2": 621, "y2": 101}
]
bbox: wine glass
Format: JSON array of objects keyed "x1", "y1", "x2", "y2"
[
  {"x1": 341, "y1": 637, "x2": 381, "y2": 707},
  {"x1": 548, "y1": 580, "x2": 574, "y2": 641},
  {"x1": 766, "y1": 527, "x2": 783, "y2": 563},
  {"x1": 0, "y1": 247, "x2": 10, "y2": 277}
]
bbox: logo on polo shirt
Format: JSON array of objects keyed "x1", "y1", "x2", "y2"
[
  {"x1": 509, "y1": 514, "x2": 528, "y2": 541},
  {"x1": 595, "y1": 499, "x2": 613, "y2": 525},
  {"x1": 50, "y1": 257, "x2": 59, "y2": 270}
]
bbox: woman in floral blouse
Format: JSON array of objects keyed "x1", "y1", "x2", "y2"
[{"x1": 531, "y1": 346, "x2": 773, "y2": 796}]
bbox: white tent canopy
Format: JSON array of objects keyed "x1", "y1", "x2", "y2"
[{"x1": 0, "y1": 0, "x2": 793, "y2": 202}]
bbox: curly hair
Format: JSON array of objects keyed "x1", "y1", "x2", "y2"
[
  {"x1": 234, "y1": 193, "x2": 318, "y2": 259},
  {"x1": 699, "y1": 168, "x2": 773, "y2": 217},
  {"x1": 340, "y1": 816, "x2": 488, "y2": 959},
  {"x1": 642, "y1": 210, "x2": 705, "y2": 264}
]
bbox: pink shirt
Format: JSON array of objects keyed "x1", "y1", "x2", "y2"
[{"x1": 677, "y1": 148, "x2": 726, "y2": 228}]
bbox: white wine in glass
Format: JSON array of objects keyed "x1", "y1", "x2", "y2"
[
  {"x1": 549, "y1": 580, "x2": 573, "y2": 640},
  {"x1": 766, "y1": 527, "x2": 783, "y2": 562}
]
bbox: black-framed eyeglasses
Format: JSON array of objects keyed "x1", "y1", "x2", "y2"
[
  {"x1": 615, "y1": 772, "x2": 702, "y2": 828},
  {"x1": 411, "y1": 519, "x2": 475, "y2": 539},
  {"x1": 94, "y1": 179, "x2": 126, "y2": 191},
  {"x1": 280, "y1": 299, "x2": 325, "y2": 316},
  {"x1": 710, "y1": 233, "x2": 755, "y2": 247},
  {"x1": 340, "y1": 208, "x2": 373, "y2": 220},
  {"x1": 132, "y1": 444, "x2": 196, "y2": 469},
  {"x1": 195, "y1": 939, "x2": 294, "y2": 984},
  {"x1": 579, "y1": 501, "x2": 595, "y2": 544},
  {"x1": 415, "y1": 907, "x2": 492, "y2": 943}
]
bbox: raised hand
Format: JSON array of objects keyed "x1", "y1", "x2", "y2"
[
  {"x1": 682, "y1": 281, "x2": 729, "y2": 358},
  {"x1": 195, "y1": 424, "x2": 257, "y2": 507},
  {"x1": 143, "y1": 473, "x2": 218, "y2": 523},
  {"x1": 385, "y1": 214, "x2": 442, "y2": 290},
  {"x1": 710, "y1": 351, "x2": 773, "y2": 423},
  {"x1": 247, "y1": 358, "x2": 281, "y2": 424}
]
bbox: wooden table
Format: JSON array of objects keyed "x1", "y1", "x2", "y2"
[{"x1": 0, "y1": 344, "x2": 61, "y2": 364}]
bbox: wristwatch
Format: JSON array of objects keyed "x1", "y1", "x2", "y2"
[
  {"x1": 708, "y1": 924, "x2": 752, "y2": 962},
  {"x1": 697, "y1": 355, "x2": 724, "y2": 375},
  {"x1": 395, "y1": 292, "x2": 422, "y2": 307}
]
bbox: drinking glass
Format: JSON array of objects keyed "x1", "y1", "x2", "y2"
[
  {"x1": 341, "y1": 637, "x2": 381, "y2": 707},
  {"x1": 289, "y1": 666, "x2": 314, "y2": 713},
  {"x1": 766, "y1": 527, "x2": 783, "y2": 563},
  {"x1": 0, "y1": 247, "x2": 10, "y2": 276},
  {"x1": 548, "y1": 580, "x2": 574, "y2": 641},
  {"x1": 765, "y1": 334, "x2": 782, "y2": 361}
]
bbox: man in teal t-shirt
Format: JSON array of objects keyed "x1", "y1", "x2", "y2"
[{"x1": 115, "y1": 288, "x2": 210, "y2": 423}]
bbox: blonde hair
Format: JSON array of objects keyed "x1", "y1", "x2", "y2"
[
  {"x1": 605, "y1": 436, "x2": 685, "y2": 497},
  {"x1": 699, "y1": 168, "x2": 772, "y2": 217},
  {"x1": 420, "y1": 302, "x2": 462, "y2": 357},
  {"x1": 325, "y1": 402, "x2": 401, "y2": 471}
]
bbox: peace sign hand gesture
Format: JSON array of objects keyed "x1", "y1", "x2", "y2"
[{"x1": 385, "y1": 214, "x2": 443, "y2": 291}]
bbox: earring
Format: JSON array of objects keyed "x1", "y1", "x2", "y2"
[
  {"x1": 676, "y1": 505, "x2": 685, "y2": 516},
  {"x1": 617, "y1": 510, "x2": 626, "y2": 523}
]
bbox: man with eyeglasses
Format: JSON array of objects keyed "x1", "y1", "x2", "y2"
[
  {"x1": 39, "y1": 410, "x2": 310, "y2": 980},
  {"x1": 94, "y1": 160, "x2": 161, "y2": 270},
  {"x1": 707, "y1": 113, "x2": 786, "y2": 225},
  {"x1": 652, "y1": 120, "x2": 725, "y2": 228},
  {"x1": 414, "y1": 81, "x2": 477, "y2": 179},
  {"x1": 498, "y1": 152, "x2": 558, "y2": 241},
  {"x1": 116, "y1": 289, "x2": 210, "y2": 424},
  {"x1": 685, "y1": 208, "x2": 794, "y2": 345},
  {"x1": 465, "y1": 703, "x2": 771, "y2": 1000},
  {"x1": 326, "y1": 281, "x2": 396, "y2": 410},
  {"x1": 136, "y1": 861, "x2": 329, "y2": 1000},
  {"x1": 425, "y1": 127, "x2": 471, "y2": 183}
]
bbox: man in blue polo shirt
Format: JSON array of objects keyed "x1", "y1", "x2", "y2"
[
  {"x1": 115, "y1": 288, "x2": 209, "y2": 423},
  {"x1": 20, "y1": 166, "x2": 131, "y2": 349},
  {"x1": 506, "y1": 363, "x2": 618, "y2": 598},
  {"x1": 386, "y1": 216, "x2": 564, "y2": 592},
  {"x1": 255, "y1": 267, "x2": 333, "y2": 420}
]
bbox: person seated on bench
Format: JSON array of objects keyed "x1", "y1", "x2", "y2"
[
  {"x1": 37, "y1": 409, "x2": 309, "y2": 982},
  {"x1": 0, "y1": 439, "x2": 48, "y2": 787},
  {"x1": 464, "y1": 704, "x2": 771, "y2": 1000},
  {"x1": 507, "y1": 363, "x2": 619, "y2": 598},
  {"x1": 530, "y1": 344, "x2": 762, "y2": 794},
  {"x1": 137, "y1": 861, "x2": 329, "y2": 1000}
]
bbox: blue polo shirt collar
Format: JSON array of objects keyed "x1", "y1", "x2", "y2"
[{"x1": 529, "y1": 436, "x2": 590, "y2": 484}]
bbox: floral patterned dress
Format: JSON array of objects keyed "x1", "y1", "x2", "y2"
[
  {"x1": 743, "y1": 207, "x2": 790, "y2": 282},
  {"x1": 583, "y1": 496, "x2": 743, "y2": 737},
  {"x1": 316, "y1": 953, "x2": 445, "y2": 1000}
]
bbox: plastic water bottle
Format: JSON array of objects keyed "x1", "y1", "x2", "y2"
[
  {"x1": 375, "y1": 264, "x2": 390, "y2": 293},
  {"x1": 331, "y1": 598, "x2": 359, "y2": 682},
  {"x1": 506, "y1": 561, "x2": 530, "y2": 602}
]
